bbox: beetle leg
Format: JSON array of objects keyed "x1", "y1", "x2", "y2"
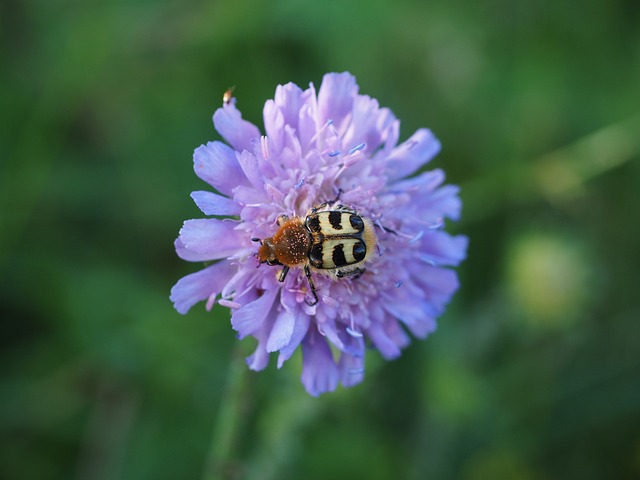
[
  {"x1": 352, "y1": 268, "x2": 365, "y2": 280},
  {"x1": 327, "y1": 188, "x2": 343, "y2": 205},
  {"x1": 304, "y1": 265, "x2": 319, "y2": 306},
  {"x1": 277, "y1": 265, "x2": 290, "y2": 282},
  {"x1": 336, "y1": 267, "x2": 364, "y2": 279},
  {"x1": 334, "y1": 204, "x2": 355, "y2": 213},
  {"x1": 310, "y1": 203, "x2": 324, "y2": 214},
  {"x1": 311, "y1": 189, "x2": 344, "y2": 213}
]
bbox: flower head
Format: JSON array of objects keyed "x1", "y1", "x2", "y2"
[{"x1": 171, "y1": 72, "x2": 467, "y2": 396}]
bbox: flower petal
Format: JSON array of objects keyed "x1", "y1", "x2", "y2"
[
  {"x1": 272, "y1": 82, "x2": 307, "y2": 131},
  {"x1": 342, "y1": 95, "x2": 396, "y2": 155},
  {"x1": 174, "y1": 237, "x2": 201, "y2": 262},
  {"x1": 194, "y1": 142, "x2": 248, "y2": 196},
  {"x1": 277, "y1": 304, "x2": 310, "y2": 368},
  {"x1": 236, "y1": 150, "x2": 264, "y2": 189},
  {"x1": 386, "y1": 128, "x2": 441, "y2": 181},
  {"x1": 246, "y1": 324, "x2": 271, "y2": 371},
  {"x1": 231, "y1": 289, "x2": 279, "y2": 339},
  {"x1": 339, "y1": 354, "x2": 365, "y2": 388},
  {"x1": 316, "y1": 321, "x2": 346, "y2": 352},
  {"x1": 317, "y1": 72, "x2": 358, "y2": 134},
  {"x1": 409, "y1": 265, "x2": 461, "y2": 314},
  {"x1": 246, "y1": 344, "x2": 270, "y2": 371},
  {"x1": 424, "y1": 185, "x2": 462, "y2": 221},
  {"x1": 301, "y1": 329, "x2": 339, "y2": 397},
  {"x1": 263, "y1": 99, "x2": 285, "y2": 153},
  {"x1": 367, "y1": 322, "x2": 404, "y2": 360},
  {"x1": 297, "y1": 89, "x2": 318, "y2": 152},
  {"x1": 419, "y1": 232, "x2": 468, "y2": 266},
  {"x1": 338, "y1": 335, "x2": 365, "y2": 388},
  {"x1": 404, "y1": 315, "x2": 437, "y2": 339},
  {"x1": 403, "y1": 183, "x2": 462, "y2": 223},
  {"x1": 177, "y1": 219, "x2": 246, "y2": 261},
  {"x1": 266, "y1": 309, "x2": 295, "y2": 353},
  {"x1": 383, "y1": 294, "x2": 431, "y2": 327},
  {"x1": 190, "y1": 191, "x2": 241, "y2": 216},
  {"x1": 379, "y1": 274, "x2": 438, "y2": 323},
  {"x1": 213, "y1": 103, "x2": 261, "y2": 153},
  {"x1": 391, "y1": 168, "x2": 445, "y2": 193},
  {"x1": 170, "y1": 261, "x2": 237, "y2": 314}
]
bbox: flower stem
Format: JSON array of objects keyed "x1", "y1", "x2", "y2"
[{"x1": 202, "y1": 347, "x2": 249, "y2": 480}]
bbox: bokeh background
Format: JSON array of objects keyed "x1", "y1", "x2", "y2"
[{"x1": 2, "y1": 0, "x2": 640, "y2": 479}]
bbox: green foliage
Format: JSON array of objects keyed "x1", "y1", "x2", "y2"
[{"x1": 2, "y1": 0, "x2": 640, "y2": 478}]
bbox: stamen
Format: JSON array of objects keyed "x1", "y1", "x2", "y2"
[
  {"x1": 348, "y1": 368, "x2": 365, "y2": 375},
  {"x1": 394, "y1": 281, "x2": 403, "y2": 288},
  {"x1": 328, "y1": 150, "x2": 342, "y2": 157},
  {"x1": 265, "y1": 183, "x2": 285, "y2": 203},
  {"x1": 261, "y1": 136, "x2": 270, "y2": 160},
  {"x1": 294, "y1": 177, "x2": 305, "y2": 189},
  {"x1": 420, "y1": 255, "x2": 437, "y2": 266},
  {"x1": 348, "y1": 142, "x2": 366, "y2": 155},
  {"x1": 346, "y1": 326, "x2": 363, "y2": 338},
  {"x1": 428, "y1": 217, "x2": 444, "y2": 229},
  {"x1": 394, "y1": 230, "x2": 413, "y2": 240},
  {"x1": 333, "y1": 164, "x2": 347, "y2": 181},
  {"x1": 326, "y1": 120, "x2": 341, "y2": 142},
  {"x1": 307, "y1": 119, "x2": 335, "y2": 148},
  {"x1": 205, "y1": 292, "x2": 218, "y2": 310},
  {"x1": 323, "y1": 296, "x2": 340, "y2": 308},
  {"x1": 343, "y1": 155, "x2": 363, "y2": 167},
  {"x1": 409, "y1": 230, "x2": 424, "y2": 244},
  {"x1": 218, "y1": 299, "x2": 242, "y2": 309}
]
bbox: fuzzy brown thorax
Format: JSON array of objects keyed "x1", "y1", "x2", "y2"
[{"x1": 257, "y1": 217, "x2": 311, "y2": 267}]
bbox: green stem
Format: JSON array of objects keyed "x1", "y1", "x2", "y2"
[{"x1": 202, "y1": 347, "x2": 249, "y2": 480}]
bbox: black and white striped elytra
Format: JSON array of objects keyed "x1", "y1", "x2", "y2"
[
  {"x1": 255, "y1": 205, "x2": 378, "y2": 306},
  {"x1": 306, "y1": 211, "x2": 371, "y2": 272}
]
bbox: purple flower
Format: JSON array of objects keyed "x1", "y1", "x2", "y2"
[{"x1": 171, "y1": 72, "x2": 467, "y2": 396}]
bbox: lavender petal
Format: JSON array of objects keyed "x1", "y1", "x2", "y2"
[
  {"x1": 170, "y1": 261, "x2": 236, "y2": 314},
  {"x1": 194, "y1": 141, "x2": 248, "y2": 196},
  {"x1": 190, "y1": 191, "x2": 241, "y2": 216},
  {"x1": 213, "y1": 103, "x2": 261, "y2": 153},
  {"x1": 231, "y1": 289, "x2": 279, "y2": 339}
]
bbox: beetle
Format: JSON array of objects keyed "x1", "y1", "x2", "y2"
[{"x1": 254, "y1": 205, "x2": 377, "y2": 306}]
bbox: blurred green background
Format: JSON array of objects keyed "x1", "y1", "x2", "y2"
[{"x1": 2, "y1": 0, "x2": 640, "y2": 479}]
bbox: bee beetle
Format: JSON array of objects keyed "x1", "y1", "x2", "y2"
[{"x1": 254, "y1": 205, "x2": 377, "y2": 306}]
